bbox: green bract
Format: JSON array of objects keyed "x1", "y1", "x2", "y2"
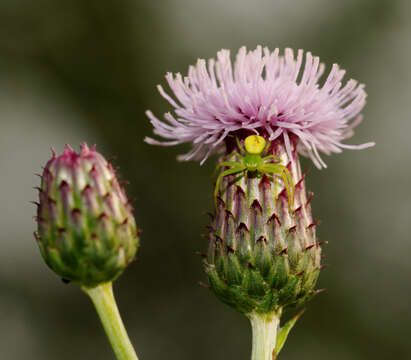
[
  {"x1": 204, "y1": 137, "x2": 323, "y2": 315},
  {"x1": 34, "y1": 143, "x2": 140, "y2": 288}
]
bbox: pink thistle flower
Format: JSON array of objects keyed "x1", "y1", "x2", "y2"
[{"x1": 145, "y1": 46, "x2": 374, "y2": 168}]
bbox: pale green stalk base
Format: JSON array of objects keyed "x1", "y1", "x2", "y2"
[
  {"x1": 83, "y1": 282, "x2": 139, "y2": 360},
  {"x1": 249, "y1": 311, "x2": 281, "y2": 360}
]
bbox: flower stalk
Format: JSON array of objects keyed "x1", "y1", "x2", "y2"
[
  {"x1": 83, "y1": 282, "x2": 139, "y2": 360},
  {"x1": 249, "y1": 311, "x2": 281, "y2": 360}
]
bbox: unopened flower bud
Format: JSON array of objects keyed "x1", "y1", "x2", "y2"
[
  {"x1": 205, "y1": 136, "x2": 322, "y2": 314},
  {"x1": 34, "y1": 143, "x2": 139, "y2": 287}
]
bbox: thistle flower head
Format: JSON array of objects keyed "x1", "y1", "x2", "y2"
[
  {"x1": 146, "y1": 46, "x2": 374, "y2": 168},
  {"x1": 34, "y1": 143, "x2": 139, "y2": 288}
]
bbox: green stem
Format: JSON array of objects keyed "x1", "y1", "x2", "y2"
[
  {"x1": 83, "y1": 282, "x2": 139, "y2": 360},
  {"x1": 249, "y1": 311, "x2": 281, "y2": 360}
]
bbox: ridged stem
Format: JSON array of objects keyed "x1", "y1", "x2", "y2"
[
  {"x1": 249, "y1": 311, "x2": 281, "y2": 360},
  {"x1": 83, "y1": 282, "x2": 139, "y2": 360}
]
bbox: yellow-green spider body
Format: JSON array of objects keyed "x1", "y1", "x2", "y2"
[{"x1": 213, "y1": 135, "x2": 294, "y2": 212}]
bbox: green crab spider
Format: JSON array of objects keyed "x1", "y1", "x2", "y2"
[{"x1": 213, "y1": 135, "x2": 294, "y2": 212}]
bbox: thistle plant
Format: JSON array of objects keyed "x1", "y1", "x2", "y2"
[
  {"x1": 146, "y1": 46, "x2": 374, "y2": 359},
  {"x1": 34, "y1": 143, "x2": 140, "y2": 360}
]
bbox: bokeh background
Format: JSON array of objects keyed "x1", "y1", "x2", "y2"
[{"x1": 0, "y1": 0, "x2": 410, "y2": 359}]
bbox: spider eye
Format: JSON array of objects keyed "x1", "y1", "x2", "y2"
[{"x1": 244, "y1": 135, "x2": 266, "y2": 154}]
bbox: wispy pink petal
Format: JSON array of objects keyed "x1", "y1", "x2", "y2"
[{"x1": 146, "y1": 46, "x2": 374, "y2": 168}]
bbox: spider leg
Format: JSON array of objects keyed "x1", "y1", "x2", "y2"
[
  {"x1": 261, "y1": 154, "x2": 281, "y2": 163},
  {"x1": 262, "y1": 140, "x2": 270, "y2": 156},
  {"x1": 260, "y1": 164, "x2": 294, "y2": 212},
  {"x1": 235, "y1": 136, "x2": 246, "y2": 155},
  {"x1": 220, "y1": 152, "x2": 244, "y2": 163},
  {"x1": 214, "y1": 166, "x2": 245, "y2": 210},
  {"x1": 212, "y1": 161, "x2": 241, "y2": 181},
  {"x1": 229, "y1": 152, "x2": 243, "y2": 159}
]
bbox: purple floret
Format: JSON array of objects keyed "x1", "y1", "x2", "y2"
[{"x1": 146, "y1": 46, "x2": 374, "y2": 168}]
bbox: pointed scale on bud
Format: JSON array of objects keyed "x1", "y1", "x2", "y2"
[
  {"x1": 34, "y1": 143, "x2": 140, "y2": 288},
  {"x1": 204, "y1": 134, "x2": 323, "y2": 315}
]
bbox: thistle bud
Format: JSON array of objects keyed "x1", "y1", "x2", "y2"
[
  {"x1": 204, "y1": 136, "x2": 322, "y2": 315},
  {"x1": 34, "y1": 143, "x2": 139, "y2": 288}
]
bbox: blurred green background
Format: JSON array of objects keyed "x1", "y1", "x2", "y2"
[{"x1": 0, "y1": 0, "x2": 410, "y2": 359}]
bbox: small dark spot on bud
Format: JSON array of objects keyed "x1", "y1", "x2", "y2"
[
  {"x1": 57, "y1": 227, "x2": 66, "y2": 234},
  {"x1": 216, "y1": 196, "x2": 226, "y2": 208},
  {"x1": 307, "y1": 220, "x2": 320, "y2": 229},
  {"x1": 250, "y1": 199, "x2": 263, "y2": 212},
  {"x1": 71, "y1": 208, "x2": 81, "y2": 216},
  {"x1": 296, "y1": 271, "x2": 304, "y2": 277},
  {"x1": 277, "y1": 188, "x2": 287, "y2": 199},
  {"x1": 306, "y1": 244, "x2": 315, "y2": 251},
  {"x1": 235, "y1": 185, "x2": 245, "y2": 196},
  {"x1": 61, "y1": 278, "x2": 70, "y2": 284},
  {"x1": 98, "y1": 212, "x2": 108, "y2": 220},
  {"x1": 256, "y1": 235, "x2": 267, "y2": 244},
  {"x1": 288, "y1": 225, "x2": 297, "y2": 233},
  {"x1": 226, "y1": 245, "x2": 235, "y2": 253},
  {"x1": 59, "y1": 180, "x2": 70, "y2": 190},
  {"x1": 214, "y1": 235, "x2": 223, "y2": 244},
  {"x1": 82, "y1": 184, "x2": 93, "y2": 194},
  {"x1": 259, "y1": 174, "x2": 271, "y2": 187},
  {"x1": 293, "y1": 206, "x2": 302, "y2": 216},
  {"x1": 224, "y1": 209, "x2": 234, "y2": 220},
  {"x1": 267, "y1": 213, "x2": 281, "y2": 226},
  {"x1": 91, "y1": 233, "x2": 98, "y2": 239},
  {"x1": 236, "y1": 222, "x2": 249, "y2": 233},
  {"x1": 121, "y1": 218, "x2": 129, "y2": 225},
  {"x1": 280, "y1": 248, "x2": 288, "y2": 255}
]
